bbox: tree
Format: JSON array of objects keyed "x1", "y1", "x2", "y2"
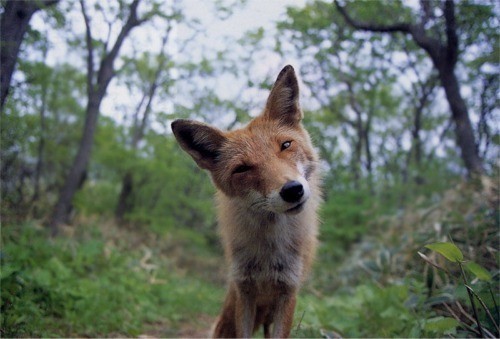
[
  {"x1": 49, "y1": 0, "x2": 154, "y2": 233},
  {"x1": 115, "y1": 32, "x2": 172, "y2": 220},
  {"x1": 334, "y1": 0, "x2": 485, "y2": 176},
  {"x1": 31, "y1": 37, "x2": 50, "y2": 208},
  {"x1": 0, "y1": 0, "x2": 59, "y2": 109},
  {"x1": 278, "y1": 1, "x2": 407, "y2": 192}
]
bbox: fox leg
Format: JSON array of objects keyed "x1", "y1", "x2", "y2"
[
  {"x1": 263, "y1": 323, "x2": 271, "y2": 338},
  {"x1": 271, "y1": 292, "x2": 297, "y2": 338},
  {"x1": 212, "y1": 286, "x2": 237, "y2": 338},
  {"x1": 235, "y1": 281, "x2": 257, "y2": 338}
]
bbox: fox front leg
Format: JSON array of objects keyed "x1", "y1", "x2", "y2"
[
  {"x1": 271, "y1": 290, "x2": 297, "y2": 338},
  {"x1": 235, "y1": 281, "x2": 257, "y2": 338}
]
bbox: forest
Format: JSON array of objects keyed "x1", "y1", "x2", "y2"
[{"x1": 1, "y1": 0, "x2": 498, "y2": 337}]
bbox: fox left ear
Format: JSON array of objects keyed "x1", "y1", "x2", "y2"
[
  {"x1": 171, "y1": 119, "x2": 226, "y2": 171},
  {"x1": 265, "y1": 65, "x2": 302, "y2": 125}
]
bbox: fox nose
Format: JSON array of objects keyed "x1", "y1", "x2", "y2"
[{"x1": 280, "y1": 181, "x2": 304, "y2": 203}]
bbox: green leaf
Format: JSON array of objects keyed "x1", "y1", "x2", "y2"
[
  {"x1": 465, "y1": 261, "x2": 492, "y2": 281},
  {"x1": 425, "y1": 242, "x2": 464, "y2": 262}
]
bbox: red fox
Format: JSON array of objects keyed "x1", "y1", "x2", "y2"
[{"x1": 171, "y1": 65, "x2": 321, "y2": 338}]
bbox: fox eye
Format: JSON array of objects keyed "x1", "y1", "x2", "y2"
[
  {"x1": 233, "y1": 164, "x2": 252, "y2": 174},
  {"x1": 281, "y1": 141, "x2": 292, "y2": 151}
]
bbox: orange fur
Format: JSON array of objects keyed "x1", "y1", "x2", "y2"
[{"x1": 172, "y1": 65, "x2": 321, "y2": 338}]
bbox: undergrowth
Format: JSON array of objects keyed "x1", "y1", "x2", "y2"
[
  {"x1": 295, "y1": 177, "x2": 499, "y2": 338},
  {"x1": 1, "y1": 220, "x2": 224, "y2": 337},
  {"x1": 1, "y1": 178, "x2": 498, "y2": 337}
]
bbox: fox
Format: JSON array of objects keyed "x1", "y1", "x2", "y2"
[{"x1": 171, "y1": 65, "x2": 321, "y2": 338}]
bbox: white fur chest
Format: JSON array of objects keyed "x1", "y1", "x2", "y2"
[{"x1": 228, "y1": 213, "x2": 305, "y2": 288}]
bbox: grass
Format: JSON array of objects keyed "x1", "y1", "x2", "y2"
[
  {"x1": 3, "y1": 219, "x2": 433, "y2": 338},
  {"x1": 1, "y1": 179, "x2": 498, "y2": 337},
  {"x1": 1, "y1": 220, "x2": 224, "y2": 337}
]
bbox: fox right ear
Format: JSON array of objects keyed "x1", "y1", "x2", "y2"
[
  {"x1": 265, "y1": 65, "x2": 302, "y2": 125},
  {"x1": 171, "y1": 119, "x2": 226, "y2": 170}
]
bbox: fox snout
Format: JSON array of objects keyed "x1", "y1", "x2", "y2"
[
  {"x1": 280, "y1": 180, "x2": 304, "y2": 203},
  {"x1": 279, "y1": 179, "x2": 309, "y2": 214},
  {"x1": 265, "y1": 175, "x2": 310, "y2": 214}
]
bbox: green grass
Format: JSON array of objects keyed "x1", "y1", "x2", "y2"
[
  {"x1": 294, "y1": 281, "x2": 433, "y2": 338},
  {"x1": 2, "y1": 221, "x2": 435, "y2": 338},
  {"x1": 1, "y1": 221, "x2": 224, "y2": 337},
  {"x1": 2, "y1": 177, "x2": 498, "y2": 338}
]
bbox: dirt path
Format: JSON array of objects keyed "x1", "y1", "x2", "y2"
[{"x1": 139, "y1": 314, "x2": 215, "y2": 338}]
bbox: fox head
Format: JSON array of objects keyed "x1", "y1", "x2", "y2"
[{"x1": 171, "y1": 65, "x2": 317, "y2": 215}]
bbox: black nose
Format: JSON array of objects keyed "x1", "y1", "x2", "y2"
[{"x1": 280, "y1": 181, "x2": 304, "y2": 203}]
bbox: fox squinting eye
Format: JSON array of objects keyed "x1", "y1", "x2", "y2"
[
  {"x1": 281, "y1": 141, "x2": 292, "y2": 151},
  {"x1": 233, "y1": 164, "x2": 252, "y2": 174}
]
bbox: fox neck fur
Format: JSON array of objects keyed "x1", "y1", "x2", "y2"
[{"x1": 216, "y1": 176, "x2": 320, "y2": 290}]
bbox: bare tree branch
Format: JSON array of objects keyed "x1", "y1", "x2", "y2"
[
  {"x1": 334, "y1": 0, "x2": 411, "y2": 33},
  {"x1": 97, "y1": 0, "x2": 144, "y2": 96},
  {"x1": 133, "y1": 31, "x2": 172, "y2": 146},
  {"x1": 334, "y1": 0, "x2": 441, "y2": 64},
  {"x1": 79, "y1": 0, "x2": 95, "y2": 97}
]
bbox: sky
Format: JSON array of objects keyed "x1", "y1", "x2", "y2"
[
  {"x1": 175, "y1": 0, "x2": 308, "y2": 109},
  {"x1": 181, "y1": 0, "x2": 307, "y2": 46}
]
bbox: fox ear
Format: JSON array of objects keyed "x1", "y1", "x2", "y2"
[
  {"x1": 265, "y1": 65, "x2": 302, "y2": 125},
  {"x1": 171, "y1": 119, "x2": 226, "y2": 170}
]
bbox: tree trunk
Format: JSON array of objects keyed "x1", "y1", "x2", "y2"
[
  {"x1": 363, "y1": 126, "x2": 374, "y2": 194},
  {"x1": 364, "y1": 94, "x2": 375, "y2": 194},
  {"x1": 114, "y1": 89, "x2": 155, "y2": 220},
  {"x1": 115, "y1": 172, "x2": 134, "y2": 221},
  {"x1": 412, "y1": 104, "x2": 422, "y2": 169},
  {"x1": 48, "y1": 0, "x2": 145, "y2": 234},
  {"x1": 334, "y1": 0, "x2": 485, "y2": 176},
  {"x1": 115, "y1": 33, "x2": 170, "y2": 221},
  {"x1": 477, "y1": 75, "x2": 495, "y2": 159},
  {"x1": 31, "y1": 77, "x2": 47, "y2": 205},
  {"x1": 49, "y1": 99, "x2": 100, "y2": 233},
  {"x1": 410, "y1": 77, "x2": 436, "y2": 185},
  {"x1": 32, "y1": 43, "x2": 50, "y2": 207},
  {"x1": 352, "y1": 118, "x2": 363, "y2": 190},
  {"x1": 0, "y1": 0, "x2": 59, "y2": 109},
  {"x1": 437, "y1": 66, "x2": 485, "y2": 175},
  {"x1": 411, "y1": 101, "x2": 424, "y2": 185}
]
